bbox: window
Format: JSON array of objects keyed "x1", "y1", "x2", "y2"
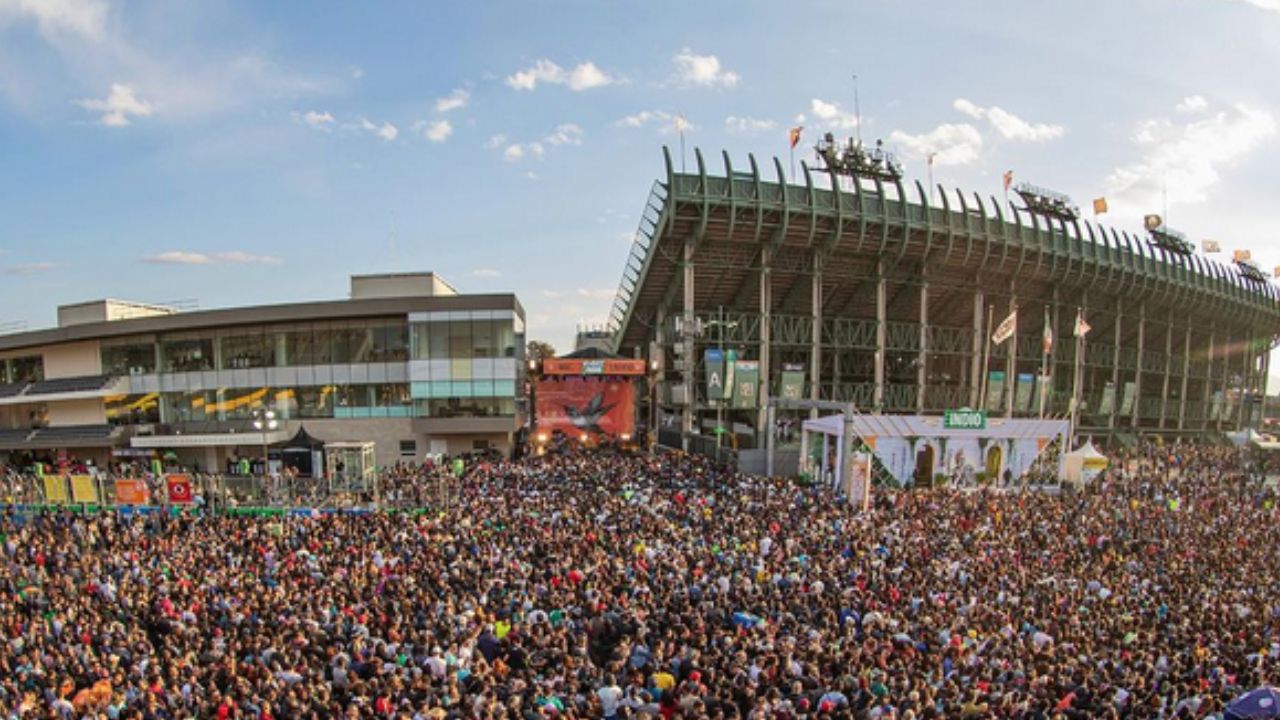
[
  {"x1": 105, "y1": 393, "x2": 160, "y2": 425},
  {"x1": 219, "y1": 330, "x2": 275, "y2": 369},
  {"x1": 372, "y1": 324, "x2": 408, "y2": 362},
  {"x1": 472, "y1": 439, "x2": 490, "y2": 451},
  {"x1": 399, "y1": 440, "x2": 417, "y2": 457},
  {"x1": 101, "y1": 341, "x2": 157, "y2": 375},
  {"x1": 5, "y1": 356, "x2": 44, "y2": 384},
  {"x1": 161, "y1": 336, "x2": 214, "y2": 372}
]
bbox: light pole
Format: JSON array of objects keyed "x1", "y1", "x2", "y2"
[{"x1": 251, "y1": 407, "x2": 278, "y2": 502}]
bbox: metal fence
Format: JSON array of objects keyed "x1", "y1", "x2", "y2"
[{"x1": 0, "y1": 471, "x2": 463, "y2": 512}]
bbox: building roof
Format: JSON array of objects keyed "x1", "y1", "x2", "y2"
[{"x1": 0, "y1": 293, "x2": 524, "y2": 354}]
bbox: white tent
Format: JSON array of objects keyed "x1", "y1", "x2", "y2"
[{"x1": 1062, "y1": 441, "x2": 1108, "y2": 488}]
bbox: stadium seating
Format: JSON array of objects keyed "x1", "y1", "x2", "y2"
[
  {"x1": 24, "y1": 375, "x2": 115, "y2": 396},
  {"x1": 0, "y1": 383, "x2": 28, "y2": 399}
]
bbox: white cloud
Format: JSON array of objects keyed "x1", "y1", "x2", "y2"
[
  {"x1": 75, "y1": 83, "x2": 153, "y2": 126},
  {"x1": 1104, "y1": 101, "x2": 1276, "y2": 210},
  {"x1": 1234, "y1": 0, "x2": 1280, "y2": 10},
  {"x1": 810, "y1": 98, "x2": 858, "y2": 130},
  {"x1": 616, "y1": 110, "x2": 671, "y2": 128},
  {"x1": 953, "y1": 98, "x2": 1064, "y2": 142},
  {"x1": 503, "y1": 142, "x2": 544, "y2": 162},
  {"x1": 141, "y1": 250, "x2": 280, "y2": 265},
  {"x1": 506, "y1": 59, "x2": 615, "y2": 91},
  {"x1": 472, "y1": 268, "x2": 501, "y2": 278},
  {"x1": 421, "y1": 119, "x2": 452, "y2": 142},
  {"x1": 524, "y1": 171, "x2": 540, "y2": 181},
  {"x1": 544, "y1": 123, "x2": 583, "y2": 146},
  {"x1": 888, "y1": 123, "x2": 984, "y2": 166},
  {"x1": 485, "y1": 134, "x2": 507, "y2": 149},
  {"x1": 575, "y1": 287, "x2": 616, "y2": 299},
  {"x1": 0, "y1": 0, "x2": 107, "y2": 40},
  {"x1": 358, "y1": 117, "x2": 398, "y2": 142},
  {"x1": 2, "y1": 262, "x2": 54, "y2": 275},
  {"x1": 725, "y1": 115, "x2": 776, "y2": 134},
  {"x1": 348, "y1": 66, "x2": 365, "y2": 80},
  {"x1": 672, "y1": 49, "x2": 739, "y2": 88},
  {"x1": 293, "y1": 109, "x2": 334, "y2": 131},
  {"x1": 434, "y1": 88, "x2": 469, "y2": 113},
  {"x1": 1176, "y1": 95, "x2": 1208, "y2": 114}
]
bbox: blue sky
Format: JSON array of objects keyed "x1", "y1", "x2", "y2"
[{"x1": 0, "y1": 0, "x2": 1278, "y2": 353}]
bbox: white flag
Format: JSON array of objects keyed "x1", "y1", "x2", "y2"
[
  {"x1": 992, "y1": 310, "x2": 1017, "y2": 345},
  {"x1": 1074, "y1": 311, "x2": 1091, "y2": 338}
]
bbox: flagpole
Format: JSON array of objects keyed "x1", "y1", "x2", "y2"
[
  {"x1": 790, "y1": 144, "x2": 796, "y2": 183},
  {"x1": 1068, "y1": 308, "x2": 1084, "y2": 453}
]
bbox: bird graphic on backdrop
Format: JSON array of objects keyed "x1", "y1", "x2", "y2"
[{"x1": 565, "y1": 392, "x2": 616, "y2": 434}]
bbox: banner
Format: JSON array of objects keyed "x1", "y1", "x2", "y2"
[
  {"x1": 114, "y1": 479, "x2": 149, "y2": 505},
  {"x1": 992, "y1": 311, "x2": 1017, "y2": 345},
  {"x1": 69, "y1": 475, "x2": 98, "y2": 504},
  {"x1": 166, "y1": 473, "x2": 194, "y2": 504},
  {"x1": 724, "y1": 350, "x2": 738, "y2": 404},
  {"x1": 1015, "y1": 373, "x2": 1036, "y2": 412},
  {"x1": 779, "y1": 364, "x2": 805, "y2": 400},
  {"x1": 1211, "y1": 390, "x2": 1223, "y2": 420},
  {"x1": 43, "y1": 476, "x2": 69, "y2": 504},
  {"x1": 535, "y1": 377, "x2": 636, "y2": 438},
  {"x1": 733, "y1": 360, "x2": 760, "y2": 409},
  {"x1": 1099, "y1": 382, "x2": 1116, "y2": 415},
  {"x1": 542, "y1": 359, "x2": 647, "y2": 376},
  {"x1": 986, "y1": 371, "x2": 1005, "y2": 413},
  {"x1": 705, "y1": 349, "x2": 726, "y2": 401},
  {"x1": 1119, "y1": 381, "x2": 1136, "y2": 416}
]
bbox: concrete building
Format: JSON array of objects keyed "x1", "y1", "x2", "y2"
[{"x1": 0, "y1": 273, "x2": 525, "y2": 470}]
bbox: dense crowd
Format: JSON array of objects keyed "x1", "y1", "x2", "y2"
[{"x1": 0, "y1": 442, "x2": 1277, "y2": 719}]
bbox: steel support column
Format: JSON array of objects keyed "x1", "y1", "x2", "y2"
[
  {"x1": 1177, "y1": 320, "x2": 1191, "y2": 431},
  {"x1": 1237, "y1": 339, "x2": 1252, "y2": 429},
  {"x1": 874, "y1": 265, "x2": 887, "y2": 414},
  {"x1": 1204, "y1": 333, "x2": 1216, "y2": 431},
  {"x1": 1132, "y1": 302, "x2": 1145, "y2": 429},
  {"x1": 1159, "y1": 311, "x2": 1173, "y2": 429},
  {"x1": 681, "y1": 239, "x2": 695, "y2": 451},
  {"x1": 810, "y1": 255, "x2": 823, "y2": 418},
  {"x1": 917, "y1": 278, "x2": 928, "y2": 412},
  {"x1": 1110, "y1": 300, "x2": 1122, "y2": 431},
  {"x1": 969, "y1": 291, "x2": 984, "y2": 407},
  {"x1": 1217, "y1": 334, "x2": 1231, "y2": 432},
  {"x1": 757, "y1": 248, "x2": 773, "y2": 442}
]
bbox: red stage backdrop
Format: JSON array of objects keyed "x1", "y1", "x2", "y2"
[{"x1": 536, "y1": 377, "x2": 635, "y2": 437}]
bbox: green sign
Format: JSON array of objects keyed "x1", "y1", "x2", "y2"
[
  {"x1": 705, "y1": 349, "x2": 725, "y2": 400},
  {"x1": 944, "y1": 409, "x2": 986, "y2": 430},
  {"x1": 732, "y1": 360, "x2": 759, "y2": 409},
  {"x1": 779, "y1": 364, "x2": 805, "y2": 400}
]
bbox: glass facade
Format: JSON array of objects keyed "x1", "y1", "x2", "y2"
[
  {"x1": 86, "y1": 311, "x2": 521, "y2": 425},
  {"x1": 2, "y1": 356, "x2": 44, "y2": 384}
]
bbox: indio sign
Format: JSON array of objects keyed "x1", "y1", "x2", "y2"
[{"x1": 943, "y1": 409, "x2": 987, "y2": 430}]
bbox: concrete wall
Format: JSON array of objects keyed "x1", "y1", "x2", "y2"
[
  {"x1": 350, "y1": 273, "x2": 457, "y2": 300},
  {"x1": 42, "y1": 341, "x2": 101, "y2": 378},
  {"x1": 275, "y1": 419, "x2": 512, "y2": 467},
  {"x1": 48, "y1": 399, "x2": 107, "y2": 426}
]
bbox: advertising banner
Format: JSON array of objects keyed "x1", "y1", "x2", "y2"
[
  {"x1": 733, "y1": 360, "x2": 760, "y2": 409},
  {"x1": 1120, "y1": 381, "x2": 1136, "y2": 416},
  {"x1": 166, "y1": 474, "x2": 194, "y2": 504},
  {"x1": 724, "y1": 351, "x2": 738, "y2": 404},
  {"x1": 114, "y1": 479, "x2": 150, "y2": 505},
  {"x1": 542, "y1": 359, "x2": 647, "y2": 376},
  {"x1": 779, "y1": 364, "x2": 806, "y2": 400},
  {"x1": 1099, "y1": 382, "x2": 1116, "y2": 415},
  {"x1": 1015, "y1": 373, "x2": 1035, "y2": 411},
  {"x1": 69, "y1": 475, "x2": 98, "y2": 504},
  {"x1": 535, "y1": 377, "x2": 635, "y2": 437},
  {"x1": 986, "y1": 371, "x2": 1005, "y2": 413},
  {"x1": 705, "y1": 349, "x2": 725, "y2": 401},
  {"x1": 43, "y1": 476, "x2": 69, "y2": 504}
]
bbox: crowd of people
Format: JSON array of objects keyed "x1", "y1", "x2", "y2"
[{"x1": 0, "y1": 441, "x2": 1276, "y2": 718}]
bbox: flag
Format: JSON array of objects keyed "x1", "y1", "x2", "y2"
[
  {"x1": 1092, "y1": 197, "x2": 1108, "y2": 215},
  {"x1": 992, "y1": 309, "x2": 1017, "y2": 345},
  {"x1": 1002, "y1": 170, "x2": 1013, "y2": 192},
  {"x1": 674, "y1": 114, "x2": 688, "y2": 133},
  {"x1": 788, "y1": 126, "x2": 803, "y2": 149},
  {"x1": 1274, "y1": 265, "x2": 1280, "y2": 279},
  {"x1": 1144, "y1": 214, "x2": 1162, "y2": 231},
  {"x1": 1234, "y1": 249, "x2": 1252, "y2": 263},
  {"x1": 1202, "y1": 239, "x2": 1221, "y2": 253},
  {"x1": 927, "y1": 152, "x2": 937, "y2": 168},
  {"x1": 1074, "y1": 310, "x2": 1091, "y2": 338},
  {"x1": 1042, "y1": 308, "x2": 1053, "y2": 355}
]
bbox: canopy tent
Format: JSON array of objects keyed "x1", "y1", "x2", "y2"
[
  {"x1": 1226, "y1": 687, "x2": 1280, "y2": 720},
  {"x1": 280, "y1": 426, "x2": 325, "y2": 477},
  {"x1": 1229, "y1": 428, "x2": 1265, "y2": 446},
  {"x1": 1062, "y1": 441, "x2": 1109, "y2": 488},
  {"x1": 800, "y1": 413, "x2": 1069, "y2": 488}
]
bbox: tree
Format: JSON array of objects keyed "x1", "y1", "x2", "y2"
[{"x1": 527, "y1": 340, "x2": 557, "y2": 364}]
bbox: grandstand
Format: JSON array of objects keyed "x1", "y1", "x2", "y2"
[{"x1": 607, "y1": 146, "x2": 1280, "y2": 453}]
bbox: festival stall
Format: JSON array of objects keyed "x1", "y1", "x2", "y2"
[
  {"x1": 1061, "y1": 441, "x2": 1109, "y2": 489},
  {"x1": 800, "y1": 412, "x2": 1069, "y2": 488}
]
